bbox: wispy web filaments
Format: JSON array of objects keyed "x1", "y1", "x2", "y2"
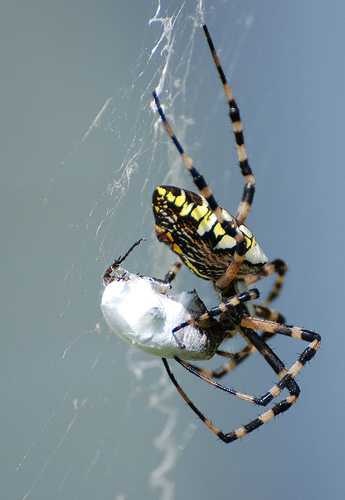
[
  {"x1": 81, "y1": 97, "x2": 113, "y2": 144},
  {"x1": 122, "y1": 4, "x2": 207, "y2": 499},
  {"x1": 19, "y1": 3, "x2": 257, "y2": 500}
]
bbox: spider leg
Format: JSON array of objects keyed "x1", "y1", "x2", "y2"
[
  {"x1": 243, "y1": 258, "x2": 288, "y2": 304},
  {"x1": 167, "y1": 325, "x2": 312, "y2": 442},
  {"x1": 174, "y1": 353, "x2": 294, "y2": 407},
  {"x1": 192, "y1": 306, "x2": 286, "y2": 381},
  {"x1": 152, "y1": 90, "x2": 247, "y2": 289},
  {"x1": 240, "y1": 316, "x2": 321, "y2": 382},
  {"x1": 180, "y1": 329, "x2": 277, "y2": 381},
  {"x1": 173, "y1": 316, "x2": 319, "y2": 409},
  {"x1": 253, "y1": 304, "x2": 286, "y2": 324},
  {"x1": 163, "y1": 351, "x2": 300, "y2": 444},
  {"x1": 175, "y1": 310, "x2": 321, "y2": 412},
  {"x1": 172, "y1": 288, "x2": 259, "y2": 334},
  {"x1": 210, "y1": 344, "x2": 256, "y2": 378},
  {"x1": 202, "y1": 24, "x2": 255, "y2": 226}
]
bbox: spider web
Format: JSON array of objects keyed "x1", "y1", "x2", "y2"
[
  {"x1": 4, "y1": 2, "x2": 342, "y2": 499},
  {"x1": 14, "y1": 2, "x2": 257, "y2": 500}
]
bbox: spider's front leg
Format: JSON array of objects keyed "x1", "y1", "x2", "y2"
[{"x1": 202, "y1": 24, "x2": 255, "y2": 226}]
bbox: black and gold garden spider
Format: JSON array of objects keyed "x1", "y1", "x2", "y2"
[{"x1": 150, "y1": 24, "x2": 321, "y2": 443}]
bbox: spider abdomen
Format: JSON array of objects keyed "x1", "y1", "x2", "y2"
[{"x1": 152, "y1": 185, "x2": 267, "y2": 280}]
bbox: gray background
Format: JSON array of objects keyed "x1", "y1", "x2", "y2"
[{"x1": 1, "y1": 1, "x2": 344, "y2": 499}]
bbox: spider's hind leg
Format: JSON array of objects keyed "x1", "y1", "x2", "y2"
[
  {"x1": 174, "y1": 322, "x2": 308, "y2": 411},
  {"x1": 163, "y1": 347, "x2": 300, "y2": 444},
  {"x1": 254, "y1": 303, "x2": 286, "y2": 324},
  {"x1": 243, "y1": 258, "x2": 288, "y2": 305}
]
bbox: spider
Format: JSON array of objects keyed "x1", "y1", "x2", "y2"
[{"x1": 149, "y1": 24, "x2": 321, "y2": 443}]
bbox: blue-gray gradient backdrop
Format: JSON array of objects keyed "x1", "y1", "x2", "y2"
[{"x1": 1, "y1": 1, "x2": 344, "y2": 500}]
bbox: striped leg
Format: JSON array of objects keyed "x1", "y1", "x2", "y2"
[
  {"x1": 254, "y1": 304, "x2": 286, "y2": 324},
  {"x1": 173, "y1": 310, "x2": 321, "y2": 405},
  {"x1": 173, "y1": 288, "x2": 299, "y2": 389},
  {"x1": 175, "y1": 305, "x2": 286, "y2": 385},
  {"x1": 202, "y1": 24, "x2": 255, "y2": 226},
  {"x1": 163, "y1": 261, "x2": 182, "y2": 284},
  {"x1": 152, "y1": 90, "x2": 247, "y2": 288},
  {"x1": 174, "y1": 353, "x2": 296, "y2": 407},
  {"x1": 162, "y1": 354, "x2": 300, "y2": 444},
  {"x1": 173, "y1": 313, "x2": 318, "y2": 408},
  {"x1": 172, "y1": 288, "x2": 259, "y2": 334},
  {"x1": 243, "y1": 258, "x2": 288, "y2": 304},
  {"x1": 240, "y1": 317, "x2": 321, "y2": 382},
  {"x1": 196, "y1": 306, "x2": 287, "y2": 381},
  {"x1": 204, "y1": 344, "x2": 256, "y2": 379}
]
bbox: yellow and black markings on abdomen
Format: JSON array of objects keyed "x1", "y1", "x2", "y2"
[{"x1": 152, "y1": 185, "x2": 257, "y2": 280}]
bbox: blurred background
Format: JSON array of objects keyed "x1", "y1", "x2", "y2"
[{"x1": 1, "y1": 1, "x2": 344, "y2": 499}]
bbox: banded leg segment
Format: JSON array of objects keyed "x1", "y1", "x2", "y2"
[
  {"x1": 152, "y1": 90, "x2": 247, "y2": 288},
  {"x1": 192, "y1": 303, "x2": 288, "y2": 380},
  {"x1": 202, "y1": 24, "x2": 255, "y2": 226},
  {"x1": 174, "y1": 355, "x2": 296, "y2": 407},
  {"x1": 190, "y1": 306, "x2": 287, "y2": 381},
  {"x1": 243, "y1": 258, "x2": 288, "y2": 304},
  {"x1": 172, "y1": 285, "x2": 300, "y2": 395},
  {"x1": 240, "y1": 317, "x2": 321, "y2": 380},
  {"x1": 209, "y1": 344, "x2": 256, "y2": 379},
  {"x1": 172, "y1": 288, "x2": 259, "y2": 333},
  {"x1": 254, "y1": 304, "x2": 286, "y2": 324}
]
